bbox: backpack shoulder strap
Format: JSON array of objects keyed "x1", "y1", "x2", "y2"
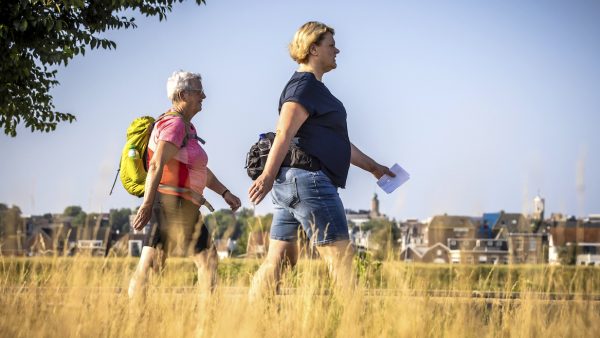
[
  {"x1": 158, "y1": 111, "x2": 206, "y2": 146},
  {"x1": 154, "y1": 111, "x2": 199, "y2": 148}
]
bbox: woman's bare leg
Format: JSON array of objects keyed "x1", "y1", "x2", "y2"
[
  {"x1": 128, "y1": 246, "x2": 157, "y2": 299},
  {"x1": 316, "y1": 240, "x2": 356, "y2": 290},
  {"x1": 249, "y1": 239, "x2": 298, "y2": 300},
  {"x1": 193, "y1": 246, "x2": 218, "y2": 294}
]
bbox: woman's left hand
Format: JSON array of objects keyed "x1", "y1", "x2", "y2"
[
  {"x1": 371, "y1": 163, "x2": 396, "y2": 180},
  {"x1": 223, "y1": 192, "x2": 242, "y2": 212}
]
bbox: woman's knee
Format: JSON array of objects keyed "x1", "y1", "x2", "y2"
[
  {"x1": 317, "y1": 240, "x2": 354, "y2": 262},
  {"x1": 193, "y1": 246, "x2": 217, "y2": 268}
]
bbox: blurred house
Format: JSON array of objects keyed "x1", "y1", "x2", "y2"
[
  {"x1": 350, "y1": 227, "x2": 370, "y2": 254},
  {"x1": 404, "y1": 194, "x2": 551, "y2": 265},
  {"x1": 548, "y1": 215, "x2": 600, "y2": 245},
  {"x1": 246, "y1": 231, "x2": 269, "y2": 258},
  {"x1": 400, "y1": 242, "x2": 450, "y2": 263},
  {"x1": 346, "y1": 193, "x2": 391, "y2": 253},
  {"x1": 110, "y1": 214, "x2": 155, "y2": 257},
  {"x1": 447, "y1": 238, "x2": 509, "y2": 264},
  {"x1": 482, "y1": 210, "x2": 548, "y2": 264},
  {"x1": 215, "y1": 237, "x2": 237, "y2": 260},
  {"x1": 548, "y1": 214, "x2": 600, "y2": 264},
  {"x1": 0, "y1": 206, "x2": 26, "y2": 255},
  {"x1": 427, "y1": 214, "x2": 479, "y2": 246},
  {"x1": 24, "y1": 228, "x2": 53, "y2": 256},
  {"x1": 25, "y1": 220, "x2": 77, "y2": 256},
  {"x1": 398, "y1": 219, "x2": 427, "y2": 248},
  {"x1": 17, "y1": 213, "x2": 79, "y2": 256},
  {"x1": 507, "y1": 233, "x2": 547, "y2": 264},
  {"x1": 573, "y1": 243, "x2": 600, "y2": 266},
  {"x1": 74, "y1": 213, "x2": 116, "y2": 256},
  {"x1": 490, "y1": 212, "x2": 532, "y2": 238}
]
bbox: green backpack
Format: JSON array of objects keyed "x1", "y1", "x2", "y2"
[
  {"x1": 110, "y1": 112, "x2": 194, "y2": 197},
  {"x1": 111, "y1": 116, "x2": 156, "y2": 197}
]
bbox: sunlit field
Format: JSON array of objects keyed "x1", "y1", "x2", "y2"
[{"x1": 1, "y1": 256, "x2": 599, "y2": 337}]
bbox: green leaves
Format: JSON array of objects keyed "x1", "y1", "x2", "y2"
[
  {"x1": 0, "y1": 0, "x2": 206, "y2": 137},
  {"x1": 14, "y1": 19, "x2": 28, "y2": 32}
]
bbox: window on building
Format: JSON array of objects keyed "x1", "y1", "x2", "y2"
[
  {"x1": 479, "y1": 256, "x2": 487, "y2": 263},
  {"x1": 128, "y1": 240, "x2": 142, "y2": 257},
  {"x1": 529, "y1": 238, "x2": 537, "y2": 252},
  {"x1": 515, "y1": 239, "x2": 524, "y2": 251}
]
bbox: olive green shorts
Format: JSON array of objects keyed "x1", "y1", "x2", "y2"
[{"x1": 143, "y1": 193, "x2": 212, "y2": 257}]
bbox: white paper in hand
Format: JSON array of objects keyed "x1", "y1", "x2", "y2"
[{"x1": 377, "y1": 163, "x2": 410, "y2": 194}]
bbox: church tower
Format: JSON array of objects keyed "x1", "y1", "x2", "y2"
[
  {"x1": 533, "y1": 194, "x2": 545, "y2": 221},
  {"x1": 370, "y1": 193, "x2": 380, "y2": 218}
]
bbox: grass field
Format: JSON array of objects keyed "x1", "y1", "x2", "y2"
[{"x1": 1, "y1": 256, "x2": 599, "y2": 337}]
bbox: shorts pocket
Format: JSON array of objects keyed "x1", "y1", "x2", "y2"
[{"x1": 271, "y1": 178, "x2": 300, "y2": 208}]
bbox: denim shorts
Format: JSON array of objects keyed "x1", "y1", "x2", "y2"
[{"x1": 270, "y1": 167, "x2": 349, "y2": 246}]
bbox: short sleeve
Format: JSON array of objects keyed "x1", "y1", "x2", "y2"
[
  {"x1": 155, "y1": 115, "x2": 186, "y2": 147},
  {"x1": 282, "y1": 78, "x2": 318, "y2": 116}
]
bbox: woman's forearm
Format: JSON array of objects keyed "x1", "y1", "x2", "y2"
[
  {"x1": 141, "y1": 160, "x2": 164, "y2": 208},
  {"x1": 206, "y1": 168, "x2": 227, "y2": 195},
  {"x1": 350, "y1": 143, "x2": 377, "y2": 173}
]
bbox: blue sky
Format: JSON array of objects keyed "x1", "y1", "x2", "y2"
[{"x1": 1, "y1": 0, "x2": 599, "y2": 220}]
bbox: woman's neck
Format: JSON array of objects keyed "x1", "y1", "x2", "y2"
[
  {"x1": 297, "y1": 64, "x2": 324, "y2": 82},
  {"x1": 171, "y1": 104, "x2": 193, "y2": 122}
]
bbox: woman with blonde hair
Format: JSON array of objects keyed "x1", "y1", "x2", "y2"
[{"x1": 248, "y1": 22, "x2": 394, "y2": 296}]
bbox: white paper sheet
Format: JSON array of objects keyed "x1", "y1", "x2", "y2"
[{"x1": 377, "y1": 163, "x2": 410, "y2": 194}]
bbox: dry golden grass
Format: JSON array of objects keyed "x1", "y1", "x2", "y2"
[{"x1": 1, "y1": 255, "x2": 599, "y2": 337}]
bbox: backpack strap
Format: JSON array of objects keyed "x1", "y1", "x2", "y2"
[
  {"x1": 158, "y1": 184, "x2": 214, "y2": 212},
  {"x1": 157, "y1": 111, "x2": 206, "y2": 147},
  {"x1": 109, "y1": 165, "x2": 120, "y2": 195}
]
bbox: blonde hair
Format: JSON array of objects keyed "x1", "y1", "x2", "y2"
[
  {"x1": 166, "y1": 70, "x2": 202, "y2": 102},
  {"x1": 288, "y1": 21, "x2": 335, "y2": 64}
]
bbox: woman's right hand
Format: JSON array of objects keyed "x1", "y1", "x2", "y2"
[
  {"x1": 132, "y1": 203, "x2": 152, "y2": 231},
  {"x1": 248, "y1": 173, "x2": 275, "y2": 205},
  {"x1": 249, "y1": 102, "x2": 308, "y2": 205}
]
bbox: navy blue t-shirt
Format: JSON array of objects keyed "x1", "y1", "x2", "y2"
[{"x1": 278, "y1": 72, "x2": 351, "y2": 188}]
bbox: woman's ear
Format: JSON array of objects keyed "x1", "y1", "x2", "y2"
[{"x1": 309, "y1": 43, "x2": 318, "y2": 56}]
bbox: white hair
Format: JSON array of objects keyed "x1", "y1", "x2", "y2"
[{"x1": 166, "y1": 70, "x2": 202, "y2": 102}]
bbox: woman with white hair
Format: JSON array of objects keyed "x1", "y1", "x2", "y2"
[
  {"x1": 248, "y1": 21, "x2": 394, "y2": 297},
  {"x1": 129, "y1": 71, "x2": 241, "y2": 298}
]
